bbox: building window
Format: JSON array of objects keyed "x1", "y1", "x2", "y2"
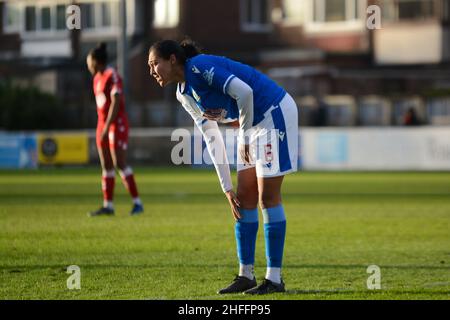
[
  {"x1": 101, "y1": 2, "x2": 113, "y2": 27},
  {"x1": 154, "y1": 0, "x2": 179, "y2": 28},
  {"x1": 4, "y1": 3, "x2": 22, "y2": 33},
  {"x1": 399, "y1": 0, "x2": 435, "y2": 20},
  {"x1": 427, "y1": 98, "x2": 450, "y2": 125},
  {"x1": 444, "y1": 0, "x2": 450, "y2": 22},
  {"x1": 324, "y1": 0, "x2": 346, "y2": 22},
  {"x1": 241, "y1": 0, "x2": 271, "y2": 32},
  {"x1": 56, "y1": 5, "x2": 66, "y2": 30},
  {"x1": 280, "y1": 0, "x2": 304, "y2": 25},
  {"x1": 313, "y1": 0, "x2": 360, "y2": 23},
  {"x1": 25, "y1": 6, "x2": 37, "y2": 31},
  {"x1": 41, "y1": 7, "x2": 52, "y2": 31},
  {"x1": 4, "y1": 1, "x2": 124, "y2": 35},
  {"x1": 81, "y1": 3, "x2": 95, "y2": 29},
  {"x1": 381, "y1": 0, "x2": 437, "y2": 22}
]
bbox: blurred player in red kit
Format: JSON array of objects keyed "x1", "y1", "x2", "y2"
[{"x1": 86, "y1": 43, "x2": 143, "y2": 216}]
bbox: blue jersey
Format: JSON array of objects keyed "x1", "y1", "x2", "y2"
[{"x1": 180, "y1": 54, "x2": 286, "y2": 126}]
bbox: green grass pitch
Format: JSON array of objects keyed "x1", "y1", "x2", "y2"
[{"x1": 0, "y1": 167, "x2": 449, "y2": 300}]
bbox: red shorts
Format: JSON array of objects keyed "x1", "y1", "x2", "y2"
[{"x1": 96, "y1": 116, "x2": 129, "y2": 150}]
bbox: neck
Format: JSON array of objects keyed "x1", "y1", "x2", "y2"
[
  {"x1": 97, "y1": 65, "x2": 106, "y2": 74},
  {"x1": 173, "y1": 64, "x2": 185, "y2": 84}
]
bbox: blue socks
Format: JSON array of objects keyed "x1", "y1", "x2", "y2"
[
  {"x1": 235, "y1": 204, "x2": 287, "y2": 277},
  {"x1": 262, "y1": 204, "x2": 286, "y2": 269},
  {"x1": 235, "y1": 208, "x2": 259, "y2": 266}
]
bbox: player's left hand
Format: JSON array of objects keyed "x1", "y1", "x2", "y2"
[
  {"x1": 225, "y1": 190, "x2": 241, "y2": 221},
  {"x1": 203, "y1": 109, "x2": 225, "y2": 121}
]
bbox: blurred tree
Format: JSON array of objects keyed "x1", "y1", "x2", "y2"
[{"x1": 0, "y1": 83, "x2": 67, "y2": 130}]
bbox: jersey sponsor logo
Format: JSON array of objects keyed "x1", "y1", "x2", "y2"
[
  {"x1": 203, "y1": 67, "x2": 215, "y2": 86},
  {"x1": 95, "y1": 93, "x2": 107, "y2": 109},
  {"x1": 192, "y1": 65, "x2": 201, "y2": 74}
]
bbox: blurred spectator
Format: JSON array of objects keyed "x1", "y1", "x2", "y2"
[{"x1": 403, "y1": 107, "x2": 420, "y2": 126}]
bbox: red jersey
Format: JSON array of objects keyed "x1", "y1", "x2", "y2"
[{"x1": 93, "y1": 67, "x2": 127, "y2": 123}]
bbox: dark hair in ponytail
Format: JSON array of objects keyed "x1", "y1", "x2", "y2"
[
  {"x1": 180, "y1": 38, "x2": 201, "y2": 59},
  {"x1": 89, "y1": 42, "x2": 107, "y2": 65},
  {"x1": 149, "y1": 38, "x2": 201, "y2": 65}
]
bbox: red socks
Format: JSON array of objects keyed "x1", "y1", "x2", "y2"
[
  {"x1": 119, "y1": 167, "x2": 139, "y2": 199},
  {"x1": 102, "y1": 170, "x2": 115, "y2": 207},
  {"x1": 101, "y1": 168, "x2": 140, "y2": 207}
]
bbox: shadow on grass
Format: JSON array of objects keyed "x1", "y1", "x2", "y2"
[
  {"x1": 285, "y1": 264, "x2": 450, "y2": 270},
  {"x1": 284, "y1": 289, "x2": 450, "y2": 296},
  {"x1": 1, "y1": 263, "x2": 449, "y2": 271}
]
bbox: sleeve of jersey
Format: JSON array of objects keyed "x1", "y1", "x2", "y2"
[
  {"x1": 176, "y1": 90, "x2": 233, "y2": 193},
  {"x1": 195, "y1": 63, "x2": 236, "y2": 95},
  {"x1": 176, "y1": 88, "x2": 204, "y2": 126},
  {"x1": 200, "y1": 120, "x2": 233, "y2": 193},
  {"x1": 109, "y1": 70, "x2": 123, "y2": 97},
  {"x1": 226, "y1": 77, "x2": 254, "y2": 145}
]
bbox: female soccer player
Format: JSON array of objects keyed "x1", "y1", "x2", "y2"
[
  {"x1": 148, "y1": 40, "x2": 298, "y2": 294},
  {"x1": 87, "y1": 43, "x2": 143, "y2": 216}
]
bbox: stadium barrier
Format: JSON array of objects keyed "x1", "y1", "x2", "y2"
[
  {"x1": 37, "y1": 133, "x2": 89, "y2": 165},
  {"x1": 0, "y1": 133, "x2": 37, "y2": 169},
  {"x1": 1, "y1": 127, "x2": 450, "y2": 170},
  {"x1": 301, "y1": 127, "x2": 450, "y2": 170}
]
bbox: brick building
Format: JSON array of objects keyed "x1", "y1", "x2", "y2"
[{"x1": 1, "y1": 0, "x2": 450, "y2": 127}]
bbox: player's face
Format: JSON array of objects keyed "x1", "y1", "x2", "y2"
[
  {"x1": 86, "y1": 55, "x2": 97, "y2": 76},
  {"x1": 148, "y1": 50, "x2": 176, "y2": 87}
]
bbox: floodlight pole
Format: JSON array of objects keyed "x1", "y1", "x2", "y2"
[{"x1": 118, "y1": 0, "x2": 129, "y2": 104}]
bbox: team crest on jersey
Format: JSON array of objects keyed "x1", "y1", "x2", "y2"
[
  {"x1": 264, "y1": 144, "x2": 273, "y2": 168},
  {"x1": 203, "y1": 67, "x2": 215, "y2": 86}
]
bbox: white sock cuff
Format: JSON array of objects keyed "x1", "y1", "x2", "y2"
[
  {"x1": 239, "y1": 264, "x2": 255, "y2": 280},
  {"x1": 265, "y1": 267, "x2": 281, "y2": 284},
  {"x1": 119, "y1": 167, "x2": 133, "y2": 178},
  {"x1": 103, "y1": 200, "x2": 114, "y2": 209},
  {"x1": 102, "y1": 170, "x2": 115, "y2": 178}
]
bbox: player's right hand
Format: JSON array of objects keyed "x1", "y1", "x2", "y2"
[
  {"x1": 225, "y1": 190, "x2": 241, "y2": 221},
  {"x1": 239, "y1": 144, "x2": 252, "y2": 165}
]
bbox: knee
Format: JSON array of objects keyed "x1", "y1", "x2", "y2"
[
  {"x1": 101, "y1": 162, "x2": 114, "y2": 172},
  {"x1": 115, "y1": 163, "x2": 126, "y2": 172},
  {"x1": 259, "y1": 192, "x2": 281, "y2": 209},
  {"x1": 113, "y1": 159, "x2": 126, "y2": 171},
  {"x1": 237, "y1": 187, "x2": 258, "y2": 209}
]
